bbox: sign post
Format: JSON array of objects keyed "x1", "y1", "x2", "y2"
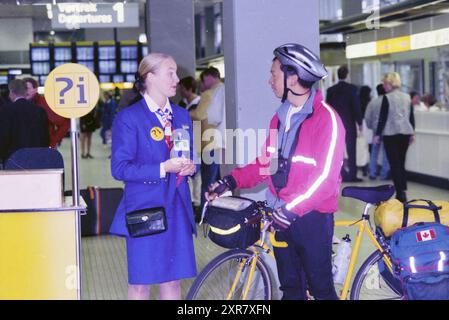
[{"x1": 44, "y1": 63, "x2": 100, "y2": 299}]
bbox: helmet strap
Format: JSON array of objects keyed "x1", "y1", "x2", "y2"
[{"x1": 281, "y1": 72, "x2": 310, "y2": 103}]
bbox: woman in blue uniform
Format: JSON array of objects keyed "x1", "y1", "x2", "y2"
[{"x1": 110, "y1": 53, "x2": 197, "y2": 300}]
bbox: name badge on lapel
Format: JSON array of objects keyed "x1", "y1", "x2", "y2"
[{"x1": 150, "y1": 127, "x2": 164, "y2": 141}]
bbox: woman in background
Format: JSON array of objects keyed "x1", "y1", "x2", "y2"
[{"x1": 373, "y1": 72, "x2": 414, "y2": 202}]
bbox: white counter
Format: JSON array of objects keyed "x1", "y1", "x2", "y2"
[{"x1": 406, "y1": 111, "x2": 449, "y2": 180}]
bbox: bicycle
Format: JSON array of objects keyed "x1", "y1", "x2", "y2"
[
  {"x1": 187, "y1": 184, "x2": 404, "y2": 300},
  {"x1": 187, "y1": 200, "x2": 286, "y2": 300},
  {"x1": 335, "y1": 184, "x2": 403, "y2": 300}
]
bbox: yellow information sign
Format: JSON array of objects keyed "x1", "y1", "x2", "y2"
[
  {"x1": 376, "y1": 36, "x2": 411, "y2": 55},
  {"x1": 44, "y1": 63, "x2": 99, "y2": 119}
]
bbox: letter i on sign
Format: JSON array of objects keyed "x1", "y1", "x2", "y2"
[{"x1": 77, "y1": 77, "x2": 87, "y2": 104}]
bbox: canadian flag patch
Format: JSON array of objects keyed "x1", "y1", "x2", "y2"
[{"x1": 416, "y1": 229, "x2": 436, "y2": 242}]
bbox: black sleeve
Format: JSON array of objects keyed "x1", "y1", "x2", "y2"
[
  {"x1": 352, "y1": 86, "x2": 363, "y2": 125},
  {"x1": 41, "y1": 109, "x2": 50, "y2": 147},
  {"x1": 326, "y1": 87, "x2": 333, "y2": 105},
  {"x1": 376, "y1": 95, "x2": 389, "y2": 136},
  {"x1": 0, "y1": 107, "x2": 11, "y2": 162},
  {"x1": 409, "y1": 103, "x2": 415, "y2": 130}
]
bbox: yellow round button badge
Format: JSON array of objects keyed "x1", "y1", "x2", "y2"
[
  {"x1": 150, "y1": 127, "x2": 164, "y2": 141},
  {"x1": 44, "y1": 63, "x2": 100, "y2": 119}
]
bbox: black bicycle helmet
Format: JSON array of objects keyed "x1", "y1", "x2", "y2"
[{"x1": 274, "y1": 43, "x2": 328, "y2": 102}]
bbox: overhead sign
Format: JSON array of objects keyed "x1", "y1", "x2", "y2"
[
  {"x1": 44, "y1": 63, "x2": 99, "y2": 119},
  {"x1": 48, "y1": 3, "x2": 139, "y2": 30},
  {"x1": 347, "y1": 27, "x2": 449, "y2": 59},
  {"x1": 376, "y1": 36, "x2": 411, "y2": 56}
]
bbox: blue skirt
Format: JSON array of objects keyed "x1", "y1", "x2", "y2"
[{"x1": 126, "y1": 194, "x2": 197, "y2": 285}]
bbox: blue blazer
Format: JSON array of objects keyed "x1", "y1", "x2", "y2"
[{"x1": 109, "y1": 99, "x2": 197, "y2": 237}]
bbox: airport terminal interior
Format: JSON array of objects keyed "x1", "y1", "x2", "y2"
[{"x1": 1, "y1": 0, "x2": 449, "y2": 300}]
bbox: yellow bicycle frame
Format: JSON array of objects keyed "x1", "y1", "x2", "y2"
[
  {"x1": 335, "y1": 218, "x2": 393, "y2": 300},
  {"x1": 226, "y1": 232, "x2": 287, "y2": 300}
]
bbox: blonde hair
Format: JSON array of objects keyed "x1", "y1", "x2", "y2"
[
  {"x1": 382, "y1": 72, "x2": 401, "y2": 89},
  {"x1": 138, "y1": 53, "x2": 174, "y2": 80}
]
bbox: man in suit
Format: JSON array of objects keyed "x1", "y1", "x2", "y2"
[
  {"x1": 4, "y1": 79, "x2": 49, "y2": 162},
  {"x1": 0, "y1": 102, "x2": 12, "y2": 166},
  {"x1": 326, "y1": 66, "x2": 363, "y2": 182}
]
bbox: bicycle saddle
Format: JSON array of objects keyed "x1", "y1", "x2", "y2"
[{"x1": 342, "y1": 185, "x2": 395, "y2": 204}]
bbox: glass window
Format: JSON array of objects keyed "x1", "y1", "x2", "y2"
[
  {"x1": 113, "y1": 75, "x2": 124, "y2": 83},
  {"x1": 78, "y1": 61, "x2": 95, "y2": 72},
  {"x1": 121, "y1": 46, "x2": 138, "y2": 59},
  {"x1": 396, "y1": 60, "x2": 423, "y2": 94},
  {"x1": 120, "y1": 60, "x2": 138, "y2": 74},
  {"x1": 99, "y1": 75, "x2": 111, "y2": 83},
  {"x1": 54, "y1": 47, "x2": 72, "y2": 61},
  {"x1": 31, "y1": 48, "x2": 50, "y2": 61},
  {"x1": 99, "y1": 46, "x2": 116, "y2": 60},
  {"x1": 32, "y1": 62, "x2": 50, "y2": 75},
  {"x1": 76, "y1": 47, "x2": 94, "y2": 60},
  {"x1": 99, "y1": 60, "x2": 116, "y2": 74}
]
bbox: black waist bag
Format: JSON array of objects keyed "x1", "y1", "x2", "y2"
[{"x1": 205, "y1": 196, "x2": 261, "y2": 249}]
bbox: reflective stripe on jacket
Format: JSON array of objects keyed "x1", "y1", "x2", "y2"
[{"x1": 231, "y1": 89, "x2": 346, "y2": 217}]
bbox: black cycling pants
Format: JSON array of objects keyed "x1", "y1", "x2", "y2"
[{"x1": 273, "y1": 211, "x2": 339, "y2": 300}]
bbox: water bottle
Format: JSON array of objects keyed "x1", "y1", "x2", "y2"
[{"x1": 333, "y1": 234, "x2": 352, "y2": 285}]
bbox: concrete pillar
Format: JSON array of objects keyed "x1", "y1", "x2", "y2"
[
  {"x1": 204, "y1": 5, "x2": 216, "y2": 57},
  {"x1": 223, "y1": 0, "x2": 320, "y2": 199},
  {"x1": 146, "y1": 0, "x2": 196, "y2": 79}
]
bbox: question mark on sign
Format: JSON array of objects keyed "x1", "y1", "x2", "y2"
[{"x1": 55, "y1": 77, "x2": 73, "y2": 104}]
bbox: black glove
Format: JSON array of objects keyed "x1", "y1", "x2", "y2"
[
  {"x1": 209, "y1": 175, "x2": 237, "y2": 196},
  {"x1": 271, "y1": 206, "x2": 297, "y2": 231}
]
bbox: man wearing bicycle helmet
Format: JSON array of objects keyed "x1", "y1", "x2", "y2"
[{"x1": 206, "y1": 43, "x2": 345, "y2": 300}]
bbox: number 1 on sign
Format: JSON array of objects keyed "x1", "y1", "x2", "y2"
[{"x1": 113, "y1": 3, "x2": 125, "y2": 23}]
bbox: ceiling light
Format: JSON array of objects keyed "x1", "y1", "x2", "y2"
[{"x1": 138, "y1": 33, "x2": 147, "y2": 43}]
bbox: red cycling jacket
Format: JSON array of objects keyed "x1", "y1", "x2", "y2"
[{"x1": 230, "y1": 89, "x2": 346, "y2": 217}]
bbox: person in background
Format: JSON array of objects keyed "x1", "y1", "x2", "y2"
[
  {"x1": 4, "y1": 79, "x2": 49, "y2": 161},
  {"x1": 109, "y1": 53, "x2": 197, "y2": 300},
  {"x1": 373, "y1": 73, "x2": 414, "y2": 202},
  {"x1": 326, "y1": 65, "x2": 363, "y2": 182},
  {"x1": 359, "y1": 85, "x2": 372, "y2": 119},
  {"x1": 359, "y1": 85, "x2": 372, "y2": 177},
  {"x1": 118, "y1": 83, "x2": 143, "y2": 113},
  {"x1": 365, "y1": 84, "x2": 390, "y2": 180},
  {"x1": 178, "y1": 76, "x2": 202, "y2": 217},
  {"x1": 421, "y1": 93, "x2": 440, "y2": 112},
  {"x1": 178, "y1": 76, "x2": 201, "y2": 111},
  {"x1": 80, "y1": 106, "x2": 98, "y2": 159},
  {"x1": 0, "y1": 93, "x2": 12, "y2": 166},
  {"x1": 114, "y1": 87, "x2": 121, "y2": 102},
  {"x1": 23, "y1": 77, "x2": 69, "y2": 148},
  {"x1": 410, "y1": 91, "x2": 426, "y2": 112},
  {"x1": 100, "y1": 91, "x2": 118, "y2": 145},
  {"x1": 0, "y1": 83, "x2": 11, "y2": 107},
  {"x1": 189, "y1": 67, "x2": 226, "y2": 212}
]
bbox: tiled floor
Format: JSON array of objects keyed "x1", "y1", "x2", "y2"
[{"x1": 58, "y1": 133, "x2": 449, "y2": 300}]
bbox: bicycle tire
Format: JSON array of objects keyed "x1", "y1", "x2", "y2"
[
  {"x1": 350, "y1": 250, "x2": 403, "y2": 300},
  {"x1": 187, "y1": 249, "x2": 273, "y2": 300}
]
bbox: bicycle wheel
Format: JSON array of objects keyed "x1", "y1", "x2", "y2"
[
  {"x1": 350, "y1": 250, "x2": 403, "y2": 300},
  {"x1": 187, "y1": 249, "x2": 272, "y2": 300}
]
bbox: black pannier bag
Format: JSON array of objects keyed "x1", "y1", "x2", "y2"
[{"x1": 205, "y1": 196, "x2": 262, "y2": 249}]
